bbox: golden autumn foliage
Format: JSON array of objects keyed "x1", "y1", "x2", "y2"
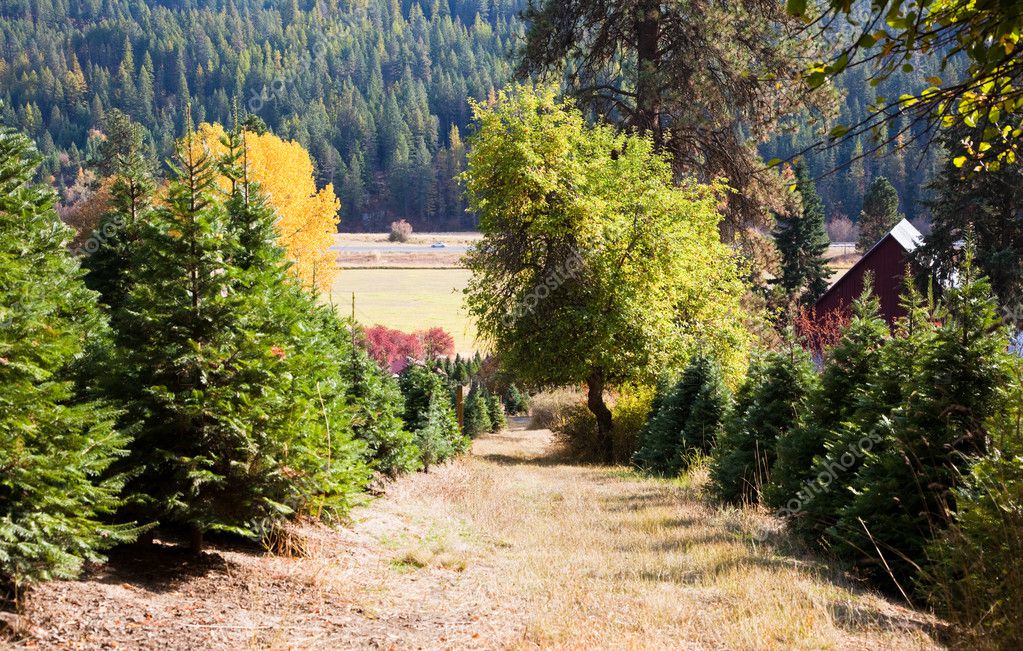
[{"x1": 191, "y1": 123, "x2": 340, "y2": 290}]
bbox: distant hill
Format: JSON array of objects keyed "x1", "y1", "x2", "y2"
[
  {"x1": 1, "y1": 0, "x2": 948, "y2": 230},
  {"x1": 0, "y1": 0, "x2": 522, "y2": 230}
]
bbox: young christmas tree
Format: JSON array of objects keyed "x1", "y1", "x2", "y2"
[
  {"x1": 0, "y1": 125, "x2": 139, "y2": 600},
  {"x1": 107, "y1": 127, "x2": 368, "y2": 550},
  {"x1": 83, "y1": 110, "x2": 154, "y2": 313},
  {"x1": 835, "y1": 252, "x2": 1011, "y2": 587},
  {"x1": 633, "y1": 355, "x2": 729, "y2": 476},
  {"x1": 710, "y1": 348, "x2": 818, "y2": 505},
  {"x1": 463, "y1": 382, "x2": 493, "y2": 438},
  {"x1": 774, "y1": 162, "x2": 831, "y2": 304},
  {"x1": 765, "y1": 287, "x2": 890, "y2": 514},
  {"x1": 398, "y1": 364, "x2": 466, "y2": 470},
  {"x1": 487, "y1": 390, "x2": 507, "y2": 432},
  {"x1": 798, "y1": 280, "x2": 936, "y2": 546}
]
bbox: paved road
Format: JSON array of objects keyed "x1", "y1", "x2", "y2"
[{"x1": 331, "y1": 243, "x2": 472, "y2": 253}]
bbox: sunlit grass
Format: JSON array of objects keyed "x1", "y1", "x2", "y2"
[{"x1": 326, "y1": 267, "x2": 478, "y2": 354}]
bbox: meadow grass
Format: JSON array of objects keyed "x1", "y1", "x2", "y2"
[{"x1": 327, "y1": 267, "x2": 478, "y2": 354}]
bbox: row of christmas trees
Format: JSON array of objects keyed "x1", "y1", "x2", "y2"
[
  {"x1": 633, "y1": 263, "x2": 1023, "y2": 642},
  {"x1": 0, "y1": 117, "x2": 466, "y2": 603}
]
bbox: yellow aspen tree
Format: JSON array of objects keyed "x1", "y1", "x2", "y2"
[{"x1": 194, "y1": 122, "x2": 340, "y2": 290}]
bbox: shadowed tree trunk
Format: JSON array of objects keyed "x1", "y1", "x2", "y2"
[
  {"x1": 587, "y1": 368, "x2": 614, "y2": 463},
  {"x1": 634, "y1": 0, "x2": 661, "y2": 144}
]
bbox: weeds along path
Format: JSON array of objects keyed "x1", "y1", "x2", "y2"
[{"x1": 24, "y1": 418, "x2": 944, "y2": 650}]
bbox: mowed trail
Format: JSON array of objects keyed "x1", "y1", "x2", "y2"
[{"x1": 25, "y1": 419, "x2": 944, "y2": 650}]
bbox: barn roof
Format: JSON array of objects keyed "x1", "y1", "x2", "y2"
[{"x1": 864, "y1": 218, "x2": 923, "y2": 258}]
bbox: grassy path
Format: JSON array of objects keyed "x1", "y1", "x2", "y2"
[{"x1": 23, "y1": 419, "x2": 944, "y2": 649}]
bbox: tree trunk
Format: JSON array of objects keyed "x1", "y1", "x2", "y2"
[
  {"x1": 635, "y1": 0, "x2": 662, "y2": 144},
  {"x1": 586, "y1": 369, "x2": 614, "y2": 464},
  {"x1": 189, "y1": 526, "x2": 204, "y2": 555}
]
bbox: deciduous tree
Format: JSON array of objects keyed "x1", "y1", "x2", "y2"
[{"x1": 462, "y1": 86, "x2": 750, "y2": 462}]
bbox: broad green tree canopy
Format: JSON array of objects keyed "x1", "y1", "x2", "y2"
[{"x1": 462, "y1": 86, "x2": 751, "y2": 458}]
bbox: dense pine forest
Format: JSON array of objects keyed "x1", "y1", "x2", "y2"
[
  {"x1": 0, "y1": 0, "x2": 956, "y2": 230},
  {"x1": 0, "y1": 0, "x2": 522, "y2": 230}
]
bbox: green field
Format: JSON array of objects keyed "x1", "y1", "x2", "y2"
[{"x1": 327, "y1": 268, "x2": 479, "y2": 354}]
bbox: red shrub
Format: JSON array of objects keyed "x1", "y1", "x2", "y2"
[
  {"x1": 363, "y1": 325, "x2": 424, "y2": 373},
  {"x1": 794, "y1": 305, "x2": 850, "y2": 356},
  {"x1": 419, "y1": 327, "x2": 455, "y2": 359}
]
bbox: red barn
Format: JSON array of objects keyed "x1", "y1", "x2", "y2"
[{"x1": 814, "y1": 219, "x2": 924, "y2": 326}]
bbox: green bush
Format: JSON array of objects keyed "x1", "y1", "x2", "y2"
[
  {"x1": 633, "y1": 355, "x2": 729, "y2": 476},
  {"x1": 710, "y1": 349, "x2": 818, "y2": 505},
  {"x1": 530, "y1": 386, "x2": 653, "y2": 463},
  {"x1": 0, "y1": 126, "x2": 139, "y2": 599}
]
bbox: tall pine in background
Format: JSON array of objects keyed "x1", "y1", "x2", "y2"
[
  {"x1": 857, "y1": 177, "x2": 903, "y2": 251},
  {"x1": 774, "y1": 162, "x2": 831, "y2": 304},
  {"x1": 0, "y1": 124, "x2": 138, "y2": 599}
]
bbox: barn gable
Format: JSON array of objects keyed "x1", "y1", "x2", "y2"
[{"x1": 814, "y1": 219, "x2": 924, "y2": 325}]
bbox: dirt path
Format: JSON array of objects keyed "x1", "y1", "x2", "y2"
[{"x1": 17, "y1": 419, "x2": 945, "y2": 650}]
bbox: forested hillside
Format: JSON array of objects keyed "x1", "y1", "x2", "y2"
[
  {"x1": 0, "y1": 0, "x2": 521, "y2": 230},
  {"x1": 0, "y1": 0, "x2": 949, "y2": 229}
]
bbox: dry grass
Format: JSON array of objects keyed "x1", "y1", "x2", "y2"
[{"x1": 21, "y1": 419, "x2": 946, "y2": 649}]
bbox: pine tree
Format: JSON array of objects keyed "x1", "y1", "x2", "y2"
[
  {"x1": 487, "y1": 390, "x2": 507, "y2": 431},
  {"x1": 835, "y1": 252, "x2": 1011, "y2": 586},
  {"x1": 857, "y1": 177, "x2": 902, "y2": 251},
  {"x1": 765, "y1": 287, "x2": 889, "y2": 515},
  {"x1": 774, "y1": 162, "x2": 831, "y2": 304},
  {"x1": 0, "y1": 125, "x2": 138, "y2": 598},
  {"x1": 710, "y1": 348, "x2": 818, "y2": 505},
  {"x1": 917, "y1": 123, "x2": 1023, "y2": 309},
  {"x1": 798, "y1": 280, "x2": 936, "y2": 545},
  {"x1": 463, "y1": 382, "x2": 492, "y2": 438},
  {"x1": 83, "y1": 110, "x2": 154, "y2": 311},
  {"x1": 504, "y1": 384, "x2": 529, "y2": 415},
  {"x1": 107, "y1": 128, "x2": 371, "y2": 550},
  {"x1": 398, "y1": 364, "x2": 466, "y2": 470},
  {"x1": 633, "y1": 355, "x2": 729, "y2": 476}
]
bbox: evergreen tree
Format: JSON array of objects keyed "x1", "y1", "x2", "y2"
[
  {"x1": 835, "y1": 253, "x2": 1012, "y2": 586},
  {"x1": 398, "y1": 364, "x2": 466, "y2": 470},
  {"x1": 857, "y1": 177, "x2": 903, "y2": 251},
  {"x1": 107, "y1": 129, "x2": 369, "y2": 550},
  {"x1": 917, "y1": 123, "x2": 1023, "y2": 309},
  {"x1": 774, "y1": 162, "x2": 831, "y2": 304},
  {"x1": 0, "y1": 125, "x2": 138, "y2": 597},
  {"x1": 504, "y1": 384, "x2": 529, "y2": 415},
  {"x1": 798, "y1": 281, "x2": 936, "y2": 545},
  {"x1": 463, "y1": 382, "x2": 492, "y2": 438},
  {"x1": 83, "y1": 110, "x2": 154, "y2": 311},
  {"x1": 765, "y1": 288, "x2": 889, "y2": 515},
  {"x1": 710, "y1": 348, "x2": 818, "y2": 505},
  {"x1": 633, "y1": 355, "x2": 729, "y2": 476},
  {"x1": 487, "y1": 390, "x2": 507, "y2": 432}
]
